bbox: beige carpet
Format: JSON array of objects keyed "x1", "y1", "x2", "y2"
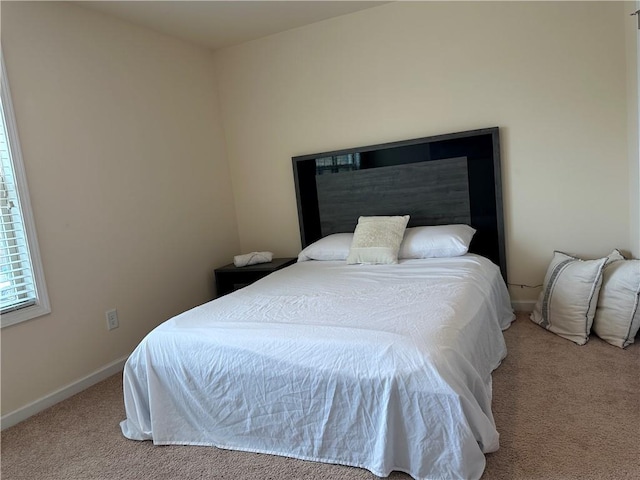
[{"x1": 2, "y1": 313, "x2": 639, "y2": 479}]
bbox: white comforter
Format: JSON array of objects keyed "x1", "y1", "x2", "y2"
[{"x1": 120, "y1": 255, "x2": 514, "y2": 480}]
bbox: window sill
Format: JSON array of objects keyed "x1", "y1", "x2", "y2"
[{"x1": 1, "y1": 302, "x2": 51, "y2": 328}]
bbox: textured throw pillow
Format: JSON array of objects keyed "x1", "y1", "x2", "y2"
[
  {"x1": 530, "y1": 251, "x2": 607, "y2": 345},
  {"x1": 592, "y1": 252, "x2": 640, "y2": 349},
  {"x1": 297, "y1": 233, "x2": 354, "y2": 262},
  {"x1": 398, "y1": 224, "x2": 476, "y2": 259},
  {"x1": 347, "y1": 215, "x2": 410, "y2": 265}
]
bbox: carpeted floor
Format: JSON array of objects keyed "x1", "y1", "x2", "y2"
[{"x1": 2, "y1": 313, "x2": 639, "y2": 479}]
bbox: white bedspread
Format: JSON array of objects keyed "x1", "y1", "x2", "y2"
[{"x1": 120, "y1": 255, "x2": 514, "y2": 480}]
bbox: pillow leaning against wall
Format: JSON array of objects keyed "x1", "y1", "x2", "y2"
[{"x1": 591, "y1": 254, "x2": 640, "y2": 348}]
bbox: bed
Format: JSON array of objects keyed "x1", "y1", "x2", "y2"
[{"x1": 120, "y1": 127, "x2": 514, "y2": 480}]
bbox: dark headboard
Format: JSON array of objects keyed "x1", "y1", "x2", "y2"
[{"x1": 292, "y1": 127, "x2": 507, "y2": 281}]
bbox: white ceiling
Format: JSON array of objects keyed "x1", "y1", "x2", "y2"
[{"x1": 82, "y1": 1, "x2": 389, "y2": 51}]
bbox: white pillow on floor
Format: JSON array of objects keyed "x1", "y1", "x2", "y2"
[
  {"x1": 592, "y1": 253, "x2": 640, "y2": 348},
  {"x1": 530, "y1": 251, "x2": 607, "y2": 345}
]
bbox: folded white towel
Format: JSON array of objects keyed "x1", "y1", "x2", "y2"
[{"x1": 233, "y1": 251, "x2": 274, "y2": 267}]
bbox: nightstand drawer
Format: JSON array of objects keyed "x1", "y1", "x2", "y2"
[{"x1": 214, "y1": 257, "x2": 296, "y2": 296}]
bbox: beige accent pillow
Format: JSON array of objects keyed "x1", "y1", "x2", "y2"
[
  {"x1": 347, "y1": 215, "x2": 410, "y2": 265},
  {"x1": 530, "y1": 251, "x2": 607, "y2": 345},
  {"x1": 592, "y1": 253, "x2": 640, "y2": 349}
]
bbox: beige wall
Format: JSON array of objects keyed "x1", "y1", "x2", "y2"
[
  {"x1": 1, "y1": 0, "x2": 635, "y2": 419},
  {"x1": 215, "y1": 1, "x2": 630, "y2": 304},
  {"x1": 1, "y1": 2, "x2": 239, "y2": 415}
]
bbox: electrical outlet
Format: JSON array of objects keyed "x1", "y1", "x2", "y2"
[{"x1": 106, "y1": 309, "x2": 119, "y2": 331}]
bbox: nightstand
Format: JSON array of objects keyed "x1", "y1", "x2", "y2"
[{"x1": 214, "y1": 257, "x2": 297, "y2": 297}]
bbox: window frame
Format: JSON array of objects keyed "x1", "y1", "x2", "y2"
[{"x1": 1, "y1": 51, "x2": 50, "y2": 328}]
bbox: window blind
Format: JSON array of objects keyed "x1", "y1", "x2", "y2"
[{"x1": 0, "y1": 99, "x2": 37, "y2": 314}]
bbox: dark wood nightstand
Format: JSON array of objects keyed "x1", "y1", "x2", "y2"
[{"x1": 214, "y1": 257, "x2": 297, "y2": 297}]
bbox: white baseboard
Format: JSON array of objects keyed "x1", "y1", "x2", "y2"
[
  {"x1": 511, "y1": 300, "x2": 536, "y2": 313},
  {"x1": 1, "y1": 354, "x2": 128, "y2": 431}
]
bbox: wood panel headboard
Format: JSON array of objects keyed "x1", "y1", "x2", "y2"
[{"x1": 292, "y1": 127, "x2": 507, "y2": 281}]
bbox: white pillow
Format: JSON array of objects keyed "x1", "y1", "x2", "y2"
[
  {"x1": 592, "y1": 253, "x2": 640, "y2": 348},
  {"x1": 530, "y1": 251, "x2": 607, "y2": 345},
  {"x1": 346, "y1": 215, "x2": 410, "y2": 265},
  {"x1": 605, "y1": 249, "x2": 626, "y2": 263},
  {"x1": 398, "y1": 224, "x2": 476, "y2": 259},
  {"x1": 297, "y1": 233, "x2": 353, "y2": 262}
]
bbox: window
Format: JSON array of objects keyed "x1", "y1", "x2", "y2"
[
  {"x1": 315, "y1": 153, "x2": 360, "y2": 175},
  {"x1": 1, "y1": 52, "x2": 50, "y2": 327}
]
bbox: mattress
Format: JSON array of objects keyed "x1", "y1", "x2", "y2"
[{"x1": 120, "y1": 254, "x2": 514, "y2": 480}]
